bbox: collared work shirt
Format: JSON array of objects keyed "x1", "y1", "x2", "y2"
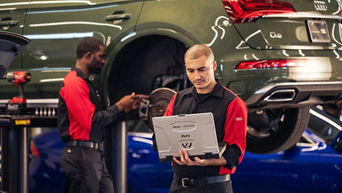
[{"x1": 57, "y1": 67, "x2": 124, "y2": 143}]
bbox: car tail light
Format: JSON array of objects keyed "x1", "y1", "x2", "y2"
[
  {"x1": 222, "y1": 0, "x2": 296, "y2": 23},
  {"x1": 235, "y1": 59, "x2": 305, "y2": 70},
  {"x1": 31, "y1": 142, "x2": 41, "y2": 157}
]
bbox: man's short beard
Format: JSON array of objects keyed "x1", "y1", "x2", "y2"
[{"x1": 88, "y1": 58, "x2": 102, "y2": 74}]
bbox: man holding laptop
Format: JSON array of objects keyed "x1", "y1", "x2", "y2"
[{"x1": 154, "y1": 44, "x2": 247, "y2": 193}]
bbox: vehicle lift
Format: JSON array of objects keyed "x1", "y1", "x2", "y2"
[
  {"x1": 0, "y1": 71, "x2": 129, "y2": 193},
  {"x1": 0, "y1": 71, "x2": 57, "y2": 193}
]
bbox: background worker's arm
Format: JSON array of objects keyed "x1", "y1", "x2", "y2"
[
  {"x1": 61, "y1": 77, "x2": 141, "y2": 134},
  {"x1": 92, "y1": 94, "x2": 141, "y2": 129}
]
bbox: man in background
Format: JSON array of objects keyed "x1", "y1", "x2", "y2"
[{"x1": 58, "y1": 37, "x2": 145, "y2": 193}]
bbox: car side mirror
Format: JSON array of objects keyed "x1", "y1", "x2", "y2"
[
  {"x1": 334, "y1": 137, "x2": 342, "y2": 151},
  {"x1": 0, "y1": 31, "x2": 30, "y2": 77}
]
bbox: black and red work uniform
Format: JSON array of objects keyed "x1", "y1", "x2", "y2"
[
  {"x1": 155, "y1": 82, "x2": 247, "y2": 193},
  {"x1": 57, "y1": 67, "x2": 124, "y2": 193}
]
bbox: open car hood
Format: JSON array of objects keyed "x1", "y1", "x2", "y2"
[{"x1": 0, "y1": 31, "x2": 30, "y2": 77}]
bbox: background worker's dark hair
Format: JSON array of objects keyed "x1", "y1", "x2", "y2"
[{"x1": 76, "y1": 37, "x2": 104, "y2": 59}]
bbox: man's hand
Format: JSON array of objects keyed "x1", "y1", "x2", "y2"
[
  {"x1": 131, "y1": 94, "x2": 148, "y2": 110},
  {"x1": 172, "y1": 150, "x2": 227, "y2": 167},
  {"x1": 173, "y1": 150, "x2": 205, "y2": 166},
  {"x1": 115, "y1": 93, "x2": 148, "y2": 113}
]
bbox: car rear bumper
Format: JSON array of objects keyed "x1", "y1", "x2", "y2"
[{"x1": 246, "y1": 81, "x2": 342, "y2": 110}]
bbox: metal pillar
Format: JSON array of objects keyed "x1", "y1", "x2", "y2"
[
  {"x1": 18, "y1": 126, "x2": 28, "y2": 193},
  {"x1": 8, "y1": 123, "x2": 18, "y2": 193},
  {"x1": 0, "y1": 120, "x2": 29, "y2": 193},
  {"x1": 116, "y1": 121, "x2": 127, "y2": 193},
  {"x1": 105, "y1": 121, "x2": 127, "y2": 193},
  {"x1": 0, "y1": 119, "x2": 10, "y2": 192}
]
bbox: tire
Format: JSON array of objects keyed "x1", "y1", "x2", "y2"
[
  {"x1": 107, "y1": 36, "x2": 186, "y2": 122},
  {"x1": 246, "y1": 107, "x2": 310, "y2": 154},
  {"x1": 107, "y1": 36, "x2": 186, "y2": 103}
]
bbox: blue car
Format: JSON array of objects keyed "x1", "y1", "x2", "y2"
[{"x1": 30, "y1": 107, "x2": 342, "y2": 193}]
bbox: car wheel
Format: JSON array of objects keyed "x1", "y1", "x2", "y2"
[
  {"x1": 246, "y1": 107, "x2": 310, "y2": 153},
  {"x1": 107, "y1": 36, "x2": 187, "y2": 118},
  {"x1": 108, "y1": 36, "x2": 186, "y2": 99}
]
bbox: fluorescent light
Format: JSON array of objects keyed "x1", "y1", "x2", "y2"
[{"x1": 25, "y1": 32, "x2": 94, "y2": 40}]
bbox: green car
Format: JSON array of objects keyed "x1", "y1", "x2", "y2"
[{"x1": 1, "y1": 0, "x2": 342, "y2": 153}]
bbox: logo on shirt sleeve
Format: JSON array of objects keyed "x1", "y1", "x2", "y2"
[{"x1": 235, "y1": 117, "x2": 243, "y2": 121}]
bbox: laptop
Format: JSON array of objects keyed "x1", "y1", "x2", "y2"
[{"x1": 152, "y1": 112, "x2": 226, "y2": 162}]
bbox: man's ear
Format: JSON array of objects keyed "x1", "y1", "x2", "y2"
[
  {"x1": 85, "y1": 51, "x2": 93, "y2": 60},
  {"x1": 213, "y1": 61, "x2": 217, "y2": 71}
]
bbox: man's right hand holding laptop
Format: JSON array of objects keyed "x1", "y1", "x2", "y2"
[{"x1": 173, "y1": 150, "x2": 228, "y2": 167}]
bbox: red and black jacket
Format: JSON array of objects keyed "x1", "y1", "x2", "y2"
[
  {"x1": 57, "y1": 67, "x2": 125, "y2": 143},
  {"x1": 154, "y1": 82, "x2": 247, "y2": 178}
]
